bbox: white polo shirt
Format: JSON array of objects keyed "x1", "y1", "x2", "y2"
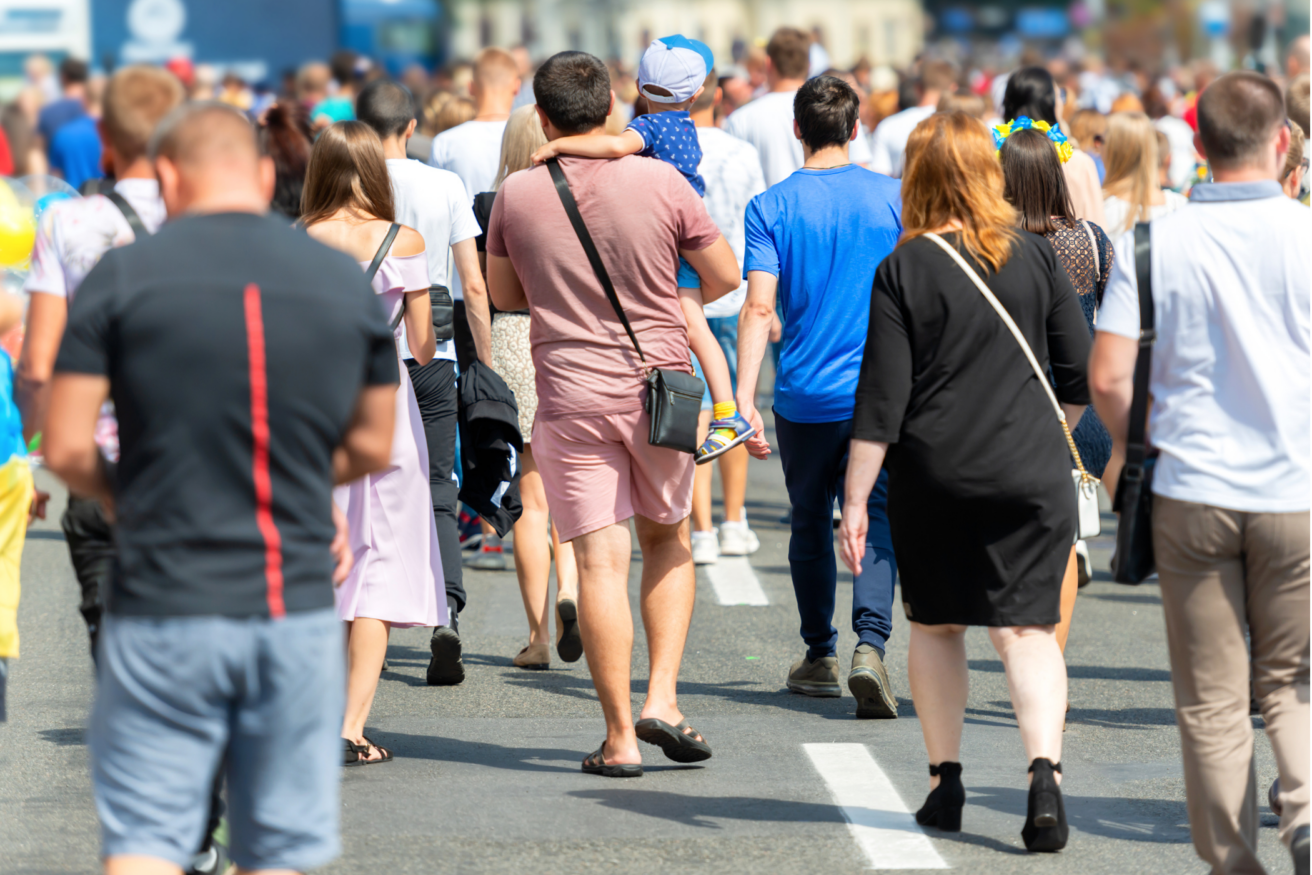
[
  {"x1": 1097, "y1": 180, "x2": 1310, "y2": 513},
  {"x1": 724, "y1": 91, "x2": 874, "y2": 188}
]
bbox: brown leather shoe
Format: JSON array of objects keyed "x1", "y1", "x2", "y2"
[
  {"x1": 786, "y1": 655, "x2": 841, "y2": 697},
  {"x1": 849, "y1": 644, "x2": 898, "y2": 719}
]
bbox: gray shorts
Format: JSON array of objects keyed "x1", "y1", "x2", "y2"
[{"x1": 90, "y1": 608, "x2": 344, "y2": 871}]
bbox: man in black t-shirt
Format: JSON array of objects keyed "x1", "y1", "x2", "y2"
[{"x1": 43, "y1": 103, "x2": 398, "y2": 875}]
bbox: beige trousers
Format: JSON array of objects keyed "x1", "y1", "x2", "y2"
[{"x1": 1154, "y1": 496, "x2": 1310, "y2": 874}]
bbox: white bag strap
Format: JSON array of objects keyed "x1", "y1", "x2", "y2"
[
  {"x1": 1082, "y1": 219, "x2": 1100, "y2": 278},
  {"x1": 923, "y1": 232, "x2": 1096, "y2": 486}
]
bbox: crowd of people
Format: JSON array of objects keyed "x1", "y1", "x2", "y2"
[{"x1": 0, "y1": 22, "x2": 1306, "y2": 875}]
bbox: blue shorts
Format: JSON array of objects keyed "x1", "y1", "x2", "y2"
[
  {"x1": 90, "y1": 608, "x2": 345, "y2": 871},
  {"x1": 677, "y1": 256, "x2": 700, "y2": 290}
]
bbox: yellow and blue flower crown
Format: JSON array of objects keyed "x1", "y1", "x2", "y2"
[{"x1": 992, "y1": 116, "x2": 1074, "y2": 164}]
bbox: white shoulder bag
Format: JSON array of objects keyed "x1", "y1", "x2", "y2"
[{"x1": 923, "y1": 233, "x2": 1101, "y2": 541}]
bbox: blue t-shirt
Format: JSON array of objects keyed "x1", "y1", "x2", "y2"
[
  {"x1": 627, "y1": 111, "x2": 705, "y2": 197},
  {"x1": 0, "y1": 352, "x2": 26, "y2": 465},
  {"x1": 312, "y1": 97, "x2": 355, "y2": 124},
  {"x1": 37, "y1": 97, "x2": 85, "y2": 143},
  {"x1": 49, "y1": 115, "x2": 103, "y2": 192},
  {"x1": 743, "y1": 165, "x2": 902, "y2": 423}
]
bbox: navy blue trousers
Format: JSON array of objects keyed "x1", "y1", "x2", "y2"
[{"x1": 775, "y1": 412, "x2": 897, "y2": 662}]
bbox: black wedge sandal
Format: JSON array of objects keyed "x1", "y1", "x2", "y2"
[
  {"x1": 1022, "y1": 758, "x2": 1068, "y2": 852},
  {"x1": 915, "y1": 762, "x2": 964, "y2": 832}
]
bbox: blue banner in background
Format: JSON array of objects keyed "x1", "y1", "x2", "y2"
[{"x1": 92, "y1": 0, "x2": 340, "y2": 84}]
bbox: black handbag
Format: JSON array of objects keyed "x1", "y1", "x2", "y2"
[
  {"x1": 429, "y1": 284, "x2": 455, "y2": 342},
  {"x1": 545, "y1": 158, "x2": 705, "y2": 453},
  {"x1": 1111, "y1": 222, "x2": 1158, "y2": 584}
]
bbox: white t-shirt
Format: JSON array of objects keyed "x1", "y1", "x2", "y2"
[
  {"x1": 387, "y1": 158, "x2": 482, "y2": 363},
  {"x1": 24, "y1": 177, "x2": 164, "y2": 462},
  {"x1": 1102, "y1": 190, "x2": 1189, "y2": 238},
  {"x1": 25, "y1": 178, "x2": 166, "y2": 303},
  {"x1": 869, "y1": 105, "x2": 936, "y2": 177},
  {"x1": 429, "y1": 118, "x2": 508, "y2": 301},
  {"x1": 1097, "y1": 181, "x2": 1310, "y2": 513},
  {"x1": 724, "y1": 91, "x2": 874, "y2": 188},
  {"x1": 695, "y1": 127, "x2": 766, "y2": 318},
  {"x1": 1154, "y1": 115, "x2": 1197, "y2": 190}
]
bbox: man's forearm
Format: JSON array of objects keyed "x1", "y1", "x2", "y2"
[
  {"x1": 15, "y1": 374, "x2": 50, "y2": 445},
  {"x1": 735, "y1": 301, "x2": 773, "y2": 408},
  {"x1": 463, "y1": 289, "x2": 494, "y2": 365}
]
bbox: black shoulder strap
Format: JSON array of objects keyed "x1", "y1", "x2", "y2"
[
  {"x1": 366, "y1": 222, "x2": 401, "y2": 282},
  {"x1": 1125, "y1": 222, "x2": 1155, "y2": 470},
  {"x1": 362, "y1": 223, "x2": 404, "y2": 330},
  {"x1": 103, "y1": 190, "x2": 149, "y2": 239},
  {"x1": 545, "y1": 158, "x2": 645, "y2": 363}
]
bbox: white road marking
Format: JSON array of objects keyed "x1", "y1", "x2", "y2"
[
  {"x1": 704, "y1": 556, "x2": 769, "y2": 605},
  {"x1": 804, "y1": 743, "x2": 950, "y2": 870}
]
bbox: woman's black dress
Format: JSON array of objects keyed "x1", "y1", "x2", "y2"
[{"x1": 852, "y1": 232, "x2": 1092, "y2": 626}]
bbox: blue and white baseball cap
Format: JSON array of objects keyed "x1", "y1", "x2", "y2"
[{"x1": 638, "y1": 35, "x2": 711, "y2": 104}]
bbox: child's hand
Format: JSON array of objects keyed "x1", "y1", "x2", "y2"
[
  {"x1": 27, "y1": 490, "x2": 49, "y2": 528},
  {"x1": 530, "y1": 142, "x2": 558, "y2": 166}
]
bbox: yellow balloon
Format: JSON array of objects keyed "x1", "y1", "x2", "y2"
[{"x1": 0, "y1": 181, "x2": 36, "y2": 269}]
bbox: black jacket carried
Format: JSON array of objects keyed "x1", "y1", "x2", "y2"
[{"x1": 457, "y1": 361, "x2": 523, "y2": 536}]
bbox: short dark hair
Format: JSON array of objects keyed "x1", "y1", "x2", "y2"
[
  {"x1": 766, "y1": 28, "x2": 811, "y2": 80},
  {"x1": 533, "y1": 52, "x2": 611, "y2": 135},
  {"x1": 357, "y1": 79, "x2": 416, "y2": 140},
  {"x1": 690, "y1": 70, "x2": 717, "y2": 113},
  {"x1": 1197, "y1": 71, "x2": 1286, "y2": 169},
  {"x1": 1002, "y1": 66, "x2": 1058, "y2": 125},
  {"x1": 1000, "y1": 128, "x2": 1075, "y2": 235},
  {"x1": 59, "y1": 57, "x2": 89, "y2": 87},
  {"x1": 329, "y1": 50, "x2": 358, "y2": 86},
  {"x1": 794, "y1": 75, "x2": 859, "y2": 152}
]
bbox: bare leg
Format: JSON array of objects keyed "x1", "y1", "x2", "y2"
[
  {"x1": 908, "y1": 622, "x2": 969, "y2": 790},
  {"x1": 678, "y1": 288, "x2": 734, "y2": 405},
  {"x1": 718, "y1": 444, "x2": 749, "y2": 523},
  {"x1": 691, "y1": 411, "x2": 714, "y2": 532},
  {"x1": 342, "y1": 618, "x2": 391, "y2": 752},
  {"x1": 989, "y1": 625, "x2": 1067, "y2": 781},
  {"x1": 513, "y1": 445, "x2": 552, "y2": 647},
  {"x1": 106, "y1": 857, "x2": 183, "y2": 875},
  {"x1": 634, "y1": 514, "x2": 696, "y2": 725},
  {"x1": 572, "y1": 522, "x2": 640, "y2": 764},
  {"x1": 1054, "y1": 547, "x2": 1079, "y2": 653},
  {"x1": 552, "y1": 521, "x2": 578, "y2": 602}
]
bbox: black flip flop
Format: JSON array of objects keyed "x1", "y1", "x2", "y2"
[
  {"x1": 581, "y1": 741, "x2": 643, "y2": 778},
  {"x1": 634, "y1": 717, "x2": 712, "y2": 764},
  {"x1": 556, "y1": 599, "x2": 583, "y2": 663}
]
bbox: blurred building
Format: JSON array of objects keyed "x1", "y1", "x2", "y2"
[{"x1": 447, "y1": 0, "x2": 925, "y2": 69}]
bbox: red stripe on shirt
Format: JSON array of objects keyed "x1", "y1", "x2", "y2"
[{"x1": 244, "y1": 283, "x2": 285, "y2": 619}]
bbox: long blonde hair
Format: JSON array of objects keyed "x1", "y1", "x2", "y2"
[
  {"x1": 1102, "y1": 111, "x2": 1160, "y2": 233},
  {"x1": 493, "y1": 104, "x2": 547, "y2": 190},
  {"x1": 900, "y1": 111, "x2": 1018, "y2": 273}
]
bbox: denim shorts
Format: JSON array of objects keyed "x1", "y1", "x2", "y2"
[{"x1": 90, "y1": 608, "x2": 344, "y2": 871}]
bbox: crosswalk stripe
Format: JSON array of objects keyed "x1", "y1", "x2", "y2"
[
  {"x1": 804, "y1": 743, "x2": 949, "y2": 870},
  {"x1": 704, "y1": 556, "x2": 769, "y2": 605}
]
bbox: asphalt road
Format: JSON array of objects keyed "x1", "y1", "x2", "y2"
[{"x1": 0, "y1": 410, "x2": 1291, "y2": 874}]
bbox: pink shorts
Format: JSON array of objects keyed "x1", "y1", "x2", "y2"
[{"x1": 531, "y1": 408, "x2": 694, "y2": 542}]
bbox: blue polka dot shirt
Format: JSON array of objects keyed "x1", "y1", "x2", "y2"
[{"x1": 627, "y1": 111, "x2": 705, "y2": 197}]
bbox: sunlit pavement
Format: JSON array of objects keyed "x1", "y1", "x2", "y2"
[{"x1": 0, "y1": 410, "x2": 1290, "y2": 874}]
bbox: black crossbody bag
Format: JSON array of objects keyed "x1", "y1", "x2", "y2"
[
  {"x1": 1111, "y1": 222, "x2": 1158, "y2": 584},
  {"x1": 545, "y1": 159, "x2": 705, "y2": 454},
  {"x1": 363, "y1": 223, "x2": 454, "y2": 340}
]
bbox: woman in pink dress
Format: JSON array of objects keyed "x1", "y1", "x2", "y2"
[{"x1": 302, "y1": 121, "x2": 446, "y2": 765}]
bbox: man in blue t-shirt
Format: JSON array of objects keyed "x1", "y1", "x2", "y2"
[
  {"x1": 736, "y1": 75, "x2": 904, "y2": 719},
  {"x1": 48, "y1": 114, "x2": 102, "y2": 191}
]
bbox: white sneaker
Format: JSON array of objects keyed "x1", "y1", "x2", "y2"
[
  {"x1": 719, "y1": 519, "x2": 760, "y2": 556},
  {"x1": 692, "y1": 530, "x2": 720, "y2": 565}
]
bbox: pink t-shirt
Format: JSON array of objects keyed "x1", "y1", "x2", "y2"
[{"x1": 486, "y1": 155, "x2": 721, "y2": 420}]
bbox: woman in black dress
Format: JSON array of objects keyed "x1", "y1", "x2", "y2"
[{"x1": 839, "y1": 112, "x2": 1091, "y2": 852}]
